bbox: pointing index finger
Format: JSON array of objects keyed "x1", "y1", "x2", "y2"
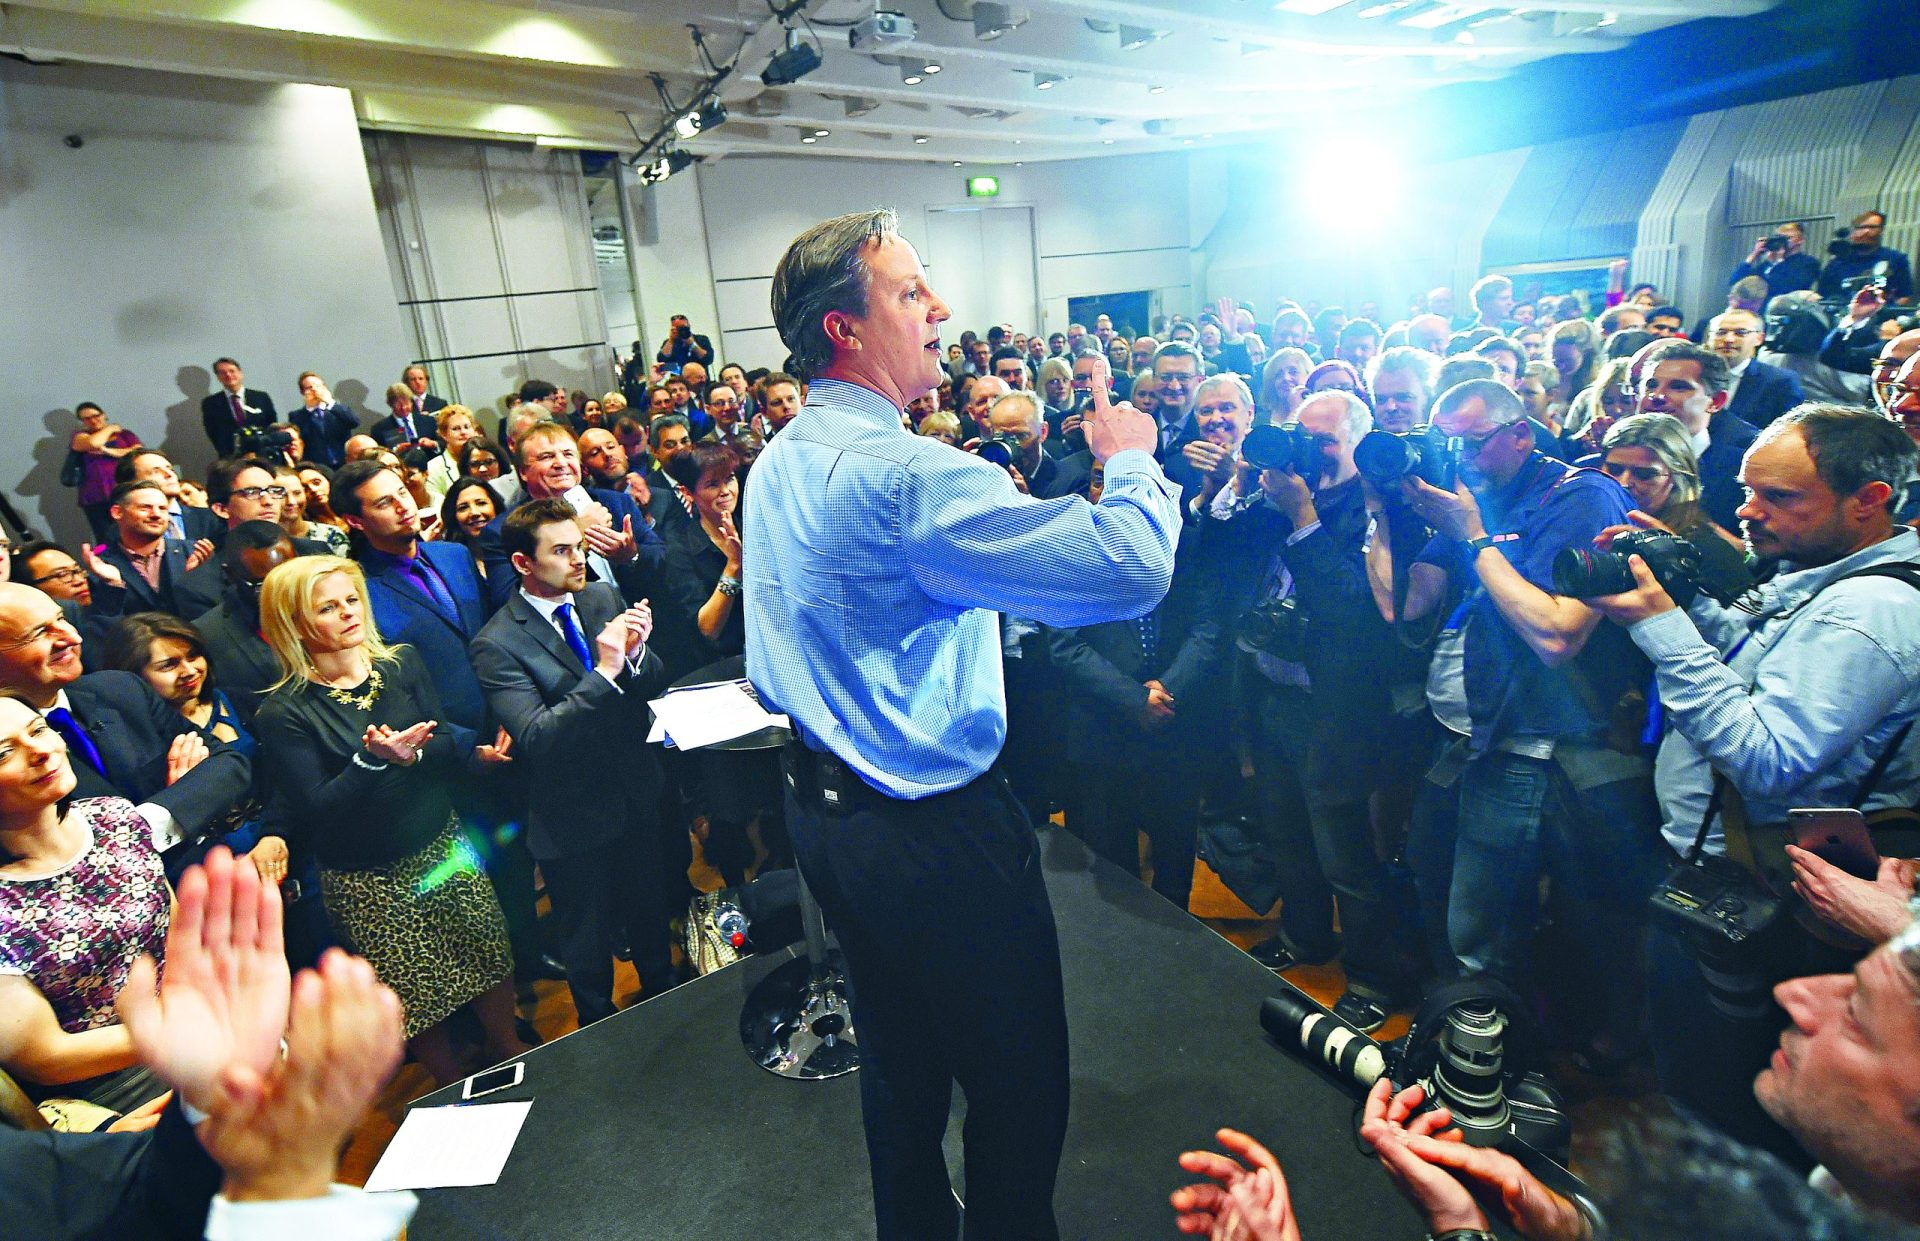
[{"x1": 1087, "y1": 355, "x2": 1113, "y2": 414}]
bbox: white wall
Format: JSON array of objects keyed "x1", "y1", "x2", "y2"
[
  {"x1": 0, "y1": 60, "x2": 407, "y2": 546},
  {"x1": 690, "y1": 151, "x2": 1191, "y2": 368}
]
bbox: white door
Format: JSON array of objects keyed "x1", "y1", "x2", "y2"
[{"x1": 923, "y1": 206, "x2": 1039, "y2": 341}]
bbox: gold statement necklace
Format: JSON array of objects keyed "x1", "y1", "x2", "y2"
[{"x1": 323, "y1": 665, "x2": 384, "y2": 711}]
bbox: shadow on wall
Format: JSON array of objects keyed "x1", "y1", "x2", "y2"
[
  {"x1": 19, "y1": 408, "x2": 80, "y2": 545},
  {"x1": 161, "y1": 366, "x2": 217, "y2": 487}
]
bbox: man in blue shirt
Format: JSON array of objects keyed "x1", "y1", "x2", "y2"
[{"x1": 746, "y1": 208, "x2": 1178, "y2": 1240}]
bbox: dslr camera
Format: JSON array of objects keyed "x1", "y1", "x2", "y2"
[
  {"x1": 973, "y1": 432, "x2": 1025, "y2": 472},
  {"x1": 1237, "y1": 595, "x2": 1308, "y2": 665},
  {"x1": 1353, "y1": 425, "x2": 1458, "y2": 491},
  {"x1": 236, "y1": 425, "x2": 295, "y2": 461},
  {"x1": 1239, "y1": 422, "x2": 1322, "y2": 478},
  {"x1": 1552, "y1": 529, "x2": 1715, "y2": 607}
]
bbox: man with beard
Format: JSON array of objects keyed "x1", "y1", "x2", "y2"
[{"x1": 116, "y1": 450, "x2": 222, "y2": 545}]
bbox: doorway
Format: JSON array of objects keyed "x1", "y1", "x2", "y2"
[{"x1": 923, "y1": 205, "x2": 1040, "y2": 339}]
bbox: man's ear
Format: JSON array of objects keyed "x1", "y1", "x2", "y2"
[
  {"x1": 824, "y1": 311, "x2": 859, "y2": 352},
  {"x1": 510, "y1": 550, "x2": 533, "y2": 579},
  {"x1": 210, "y1": 503, "x2": 230, "y2": 523}
]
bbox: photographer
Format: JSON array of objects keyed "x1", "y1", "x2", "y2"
[
  {"x1": 1817, "y1": 210, "x2": 1913, "y2": 305},
  {"x1": 1210, "y1": 388, "x2": 1421, "y2": 1030},
  {"x1": 654, "y1": 313, "x2": 713, "y2": 369},
  {"x1": 1363, "y1": 380, "x2": 1653, "y2": 994},
  {"x1": 981, "y1": 390, "x2": 1090, "y2": 500},
  {"x1": 1588, "y1": 404, "x2": 1920, "y2": 1160},
  {"x1": 1732, "y1": 223, "x2": 1821, "y2": 300}
]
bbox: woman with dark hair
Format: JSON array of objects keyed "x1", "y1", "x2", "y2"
[
  {"x1": 1303, "y1": 358, "x2": 1371, "y2": 408},
  {"x1": 69, "y1": 403, "x2": 141, "y2": 542},
  {"x1": 458, "y1": 437, "x2": 522, "y2": 508},
  {"x1": 1550, "y1": 318, "x2": 1602, "y2": 413},
  {"x1": 295, "y1": 460, "x2": 348, "y2": 540},
  {"x1": 438, "y1": 477, "x2": 501, "y2": 568}
]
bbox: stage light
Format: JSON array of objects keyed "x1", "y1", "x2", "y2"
[
  {"x1": 973, "y1": 3, "x2": 1024, "y2": 40},
  {"x1": 1296, "y1": 137, "x2": 1401, "y2": 235},
  {"x1": 922, "y1": 61, "x2": 942, "y2": 74},
  {"x1": 901, "y1": 64, "x2": 924, "y2": 85},
  {"x1": 673, "y1": 101, "x2": 727, "y2": 140},
  {"x1": 634, "y1": 149, "x2": 696, "y2": 185},
  {"x1": 762, "y1": 30, "x2": 822, "y2": 87},
  {"x1": 1033, "y1": 72, "x2": 1064, "y2": 90}
]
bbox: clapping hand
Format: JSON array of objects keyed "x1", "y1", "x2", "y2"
[
  {"x1": 185, "y1": 538, "x2": 217, "y2": 572},
  {"x1": 1171, "y1": 1127, "x2": 1302, "y2": 1240},
  {"x1": 117, "y1": 847, "x2": 291, "y2": 1114},
  {"x1": 166, "y1": 732, "x2": 209, "y2": 784},
  {"x1": 81, "y1": 542, "x2": 125, "y2": 590},
  {"x1": 364, "y1": 720, "x2": 435, "y2": 765},
  {"x1": 583, "y1": 514, "x2": 640, "y2": 562},
  {"x1": 622, "y1": 601, "x2": 653, "y2": 652}
]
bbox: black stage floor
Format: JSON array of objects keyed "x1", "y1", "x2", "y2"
[{"x1": 405, "y1": 826, "x2": 1430, "y2": 1238}]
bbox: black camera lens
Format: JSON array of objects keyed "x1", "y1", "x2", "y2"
[
  {"x1": 1241, "y1": 423, "x2": 1321, "y2": 477},
  {"x1": 974, "y1": 435, "x2": 1020, "y2": 470}
]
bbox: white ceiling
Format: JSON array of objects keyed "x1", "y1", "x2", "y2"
[{"x1": 0, "y1": 0, "x2": 1775, "y2": 164}]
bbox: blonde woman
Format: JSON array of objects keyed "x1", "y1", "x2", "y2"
[
  {"x1": 252, "y1": 556, "x2": 524, "y2": 1082},
  {"x1": 423, "y1": 404, "x2": 483, "y2": 502}
]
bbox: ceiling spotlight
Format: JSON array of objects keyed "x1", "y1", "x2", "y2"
[
  {"x1": 813, "y1": 128, "x2": 830, "y2": 137},
  {"x1": 952, "y1": 160, "x2": 962, "y2": 167},
  {"x1": 1033, "y1": 72, "x2": 1065, "y2": 90},
  {"x1": 634, "y1": 149, "x2": 695, "y2": 185},
  {"x1": 922, "y1": 61, "x2": 942, "y2": 74},
  {"x1": 801, "y1": 135, "x2": 816, "y2": 144},
  {"x1": 1147, "y1": 84, "x2": 1167, "y2": 95},
  {"x1": 973, "y1": 3, "x2": 1025, "y2": 41},
  {"x1": 913, "y1": 134, "x2": 928, "y2": 143},
  {"x1": 762, "y1": 29, "x2": 822, "y2": 87},
  {"x1": 673, "y1": 100, "x2": 728, "y2": 140},
  {"x1": 1117, "y1": 26, "x2": 1164, "y2": 50},
  {"x1": 1102, "y1": 138, "x2": 1114, "y2": 145}
]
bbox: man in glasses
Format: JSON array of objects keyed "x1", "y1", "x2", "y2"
[
  {"x1": 17, "y1": 542, "x2": 93, "y2": 610},
  {"x1": 172, "y1": 456, "x2": 327, "y2": 620},
  {"x1": 1711, "y1": 308, "x2": 1804, "y2": 429},
  {"x1": 1362, "y1": 379, "x2": 1647, "y2": 992}
]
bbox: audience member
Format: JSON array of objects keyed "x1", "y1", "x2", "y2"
[
  {"x1": 1731, "y1": 221, "x2": 1820, "y2": 300},
  {"x1": 200, "y1": 358, "x2": 277, "y2": 460},
  {"x1": 191, "y1": 522, "x2": 294, "y2": 730},
  {"x1": 275, "y1": 464, "x2": 349, "y2": 556},
  {"x1": 68, "y1": 403, "x2": 142, "y2": 542},
  {"x1": 17, "y1": 542, "x2": 93, "y2": 611},
  {"x1": 117, "y1": 451, "x2": 222, "y2": 546},
  {"x1": 421, "y1": 405, "x2": 481, "y2": 500},
  {"x1": 370, "y1": 384, "x2": 435, "y2": 453},
  {"x1": 291, "y1": 372, "x2": 359, "y2": 468},
  {"x1": 1709, "y1": 307, "x2": 1804, "y2": 426},
  {"x1": 87, "y1": 480, "x2": 215, "y2": 619},
  {"x1": 1818, "y1": 209, "x2": 1913, "y2": 303},
  {"x1": 1366, "y1": 347, "x2": 1437, "y2": 434},
  {"x1": 457, "y1": 436, "x2": 522, "y2": 509},
  {"x1": 1634, "y1": 342, "x2": 1754, "y2": 531}
]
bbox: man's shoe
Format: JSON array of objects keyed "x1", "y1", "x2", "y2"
[
  {"x1": 515, "y1": 1017, "x2": 546, "y2": 1046},
  {"x1": 1331, "y1": 989, "x2": 1391, "y2": 1035},
  {"x1": 1247, "y1": 934, "x2": 1338, "y2": 972},
  {"x1": 535, "y1": 953, "x2": 567, "y2": 980}
]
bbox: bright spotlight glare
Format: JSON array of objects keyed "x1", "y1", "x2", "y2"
[{"x1": 1296, "y1": 139, "x2": 1401, "y2": 234}]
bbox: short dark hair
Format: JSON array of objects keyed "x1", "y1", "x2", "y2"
[
  {"x1": 75, "y1": 401, "x2": 103, "y2": 417},
  {"x1": 1648, "y1": 305, "x2": 1685, "y2": 324},
  {"x1": 518, "y1": 379, "x2": 559, "y2": 404},
  {"x1": 651, "y1": 413, "x2": 692, "y2": 439},
  {"x1": 1769, "y1": 403, "x2": 1919, "y2": 508},
  {"x1": 212, "y1": 356, "x2": 240, "y2": 371},
  {"x1": 294, "y1": 459, "x2": 335, "y2": 485},
  {"x1": 612, "y1": 414, "x2": 648, "y2": 439},
  {"x1": 1650, "y1": 342, "x2": 1730, "y2": 397},
  {"x1": 458, "y1": 437, "x2": 507, "y2": 474},
  {"x1": 16, "y1": 540, "x2": 69, "y2": 576},
  {"x1": 1338, "y1": 318, "x2": 1381, "y2": 344},
  {"x1": 206, "y1": 456, "x2": 275, "y2": 506},
  {"x1": 329, "y1": 459, "x2": 398, "y2": 520},
  {"x1": 115, "y1": 449, "x2": 170, "y2": 486},
  {"x1": 501, "y1": 497, "x2": 580, "y2": 566},
  {"x1": 991, "y1": 346, "x2": 1025, "y2": 366},
  {"x1": 222, "y1": 519, "x2": 295, "y2": 576},
  {"x1": 1152, "y1": 340, "x2": 1203, "y2": 369},
  {"x1": 108, "y1": 479, "x2": 165, "y2": 511},
  {"x1": 704, "y1": 381, "x2": 736, "y2": 404},
  {"x1": 664, "y1": 442, "x2": 741, "y2": 493},
  {"x1": 770, "y1": 207, "x2": 898, "y2": 381}
]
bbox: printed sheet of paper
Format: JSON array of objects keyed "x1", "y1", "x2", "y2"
[
  {"x1": 647, "y1": 681, "x2": 787, "y2": 751},
  {"x1": 364, "y1": 1100, "x2": 533, "y2": 1192}
]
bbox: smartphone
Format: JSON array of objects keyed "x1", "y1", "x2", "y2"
[
  {"x1": 1788, "y1": 807, "x2": 1879, "y2": 879},
  {"x1": 461, "y1": 1061, "x2": 525, "y2": 1101}
]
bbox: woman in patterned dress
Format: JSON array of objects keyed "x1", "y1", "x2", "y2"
[
  {"x1": 253, "y1": 555, "x2": 526, "y2": 1084},
  {"x1": 0, "y1": 691, "x2": 172, "y2": 1115}
]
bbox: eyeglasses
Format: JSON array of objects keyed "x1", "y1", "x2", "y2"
[
  {"x1": 1456, "y1": 424, "x2": 1518, "y2": 456},
  {"x1": 230, "y1": 485, "x2": 288, "y2": 501},
  {"x1": 29, "y1": 567, "x2": 86, "y2": 586},
  {"x1": 1602, "y1": 461, "x2": 1672, "y2": 484}
]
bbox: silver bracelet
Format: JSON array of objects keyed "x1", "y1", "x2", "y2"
[
  {"x1": 351, "y1": 751, "x2": 390, "y2": 771},
  {"x1": 717, "y1": 575, "x2": 743, "y2": 598}
]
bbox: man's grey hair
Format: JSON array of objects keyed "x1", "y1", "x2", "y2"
[
  {"x1": 504, "y1": 403, "x2": 553, "y2": 447},
  {"x1": 1297, "y1": 389, "x2": 1374, "y2": 443},
  {"x1": 1434, "y1": 378, "x2": 1526, "y2": 427},
  {"x1": 771, "y1": 207, "x2": 898, "y2": 382},
  {"x1": 1762, "y1": 403, "x2": 1919, "y2": 507},
  {"x1": 1367, "y1": 345, "x2": 1437, "y2": 397},
  {"x1": 1195, "y1": 373, "x2": 1254, "y2": 413},
  {"x1": 988, "y1": 390, "x2": 1046, "y2": 431}
]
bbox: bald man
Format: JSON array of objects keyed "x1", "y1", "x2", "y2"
[
  {"x1": 1407, "y1": 314, "x2": 1450, "y2": 354},
  {"x1": 1874, "y1": 328, "x2": 1920, "y2": 416}
]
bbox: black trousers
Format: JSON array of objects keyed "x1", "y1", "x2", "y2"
[
  {"x1": 539, "y1": 822, "x2": 675, "y2": 1026},
  {"x1": 786, "y1": 763, "x2": 1069, "y2": 1241},
  {"x1": 1064, "y1": 756, "x2": 1201, "y2": 911}
]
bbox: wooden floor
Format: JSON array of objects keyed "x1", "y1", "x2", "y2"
[{"x1": 339, "y1": 822, "x2": 1652, "y2": 1191}]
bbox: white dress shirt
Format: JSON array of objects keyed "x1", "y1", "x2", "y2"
[
  {"x1": 41, "y1": 690, "x2": 181, "y2": 852},
  {"x1": 518, "y1": 588, "x2": 646, "y2": 687},
  {"x1": 204, "y1": 1186, "x2": 418, "y2": 1240}
]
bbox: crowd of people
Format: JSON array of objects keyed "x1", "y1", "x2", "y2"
[{"x1": 4, "y1": 199, "x2": 1919, "y2": 1237}]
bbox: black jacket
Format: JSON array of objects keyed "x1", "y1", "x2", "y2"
[
  {"x1": 64, "y1": 671, "x2": 252, "y2": 847},
  {"x1": 199, "y1": 389, "x2": 277, "y2": 459},
  {"x1": 469, "y1": 583, "x2": 669, "y2": 860},
  {"x1": 0, "y1": 1098, "x2": 220, "y2": 1240},
  {"x1": 1699, "y1": 410, "x2": 1761, "y2": 532},
  {"x1": 194, "y1": 599, "x2": 282, "y2": 728},
  {"x1": 87, "y1": 538, "x2": 195, "y2": 618}
]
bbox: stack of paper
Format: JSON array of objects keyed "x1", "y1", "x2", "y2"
[
  {"x1": 365, "y1": 1100, "x2": 533, "y2": 1192},
  {"x1": 646, "y1": 679, "x2": 790, "y2": 750}
]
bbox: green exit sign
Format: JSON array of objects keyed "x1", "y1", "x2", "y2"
[{"x1": 966, "y1": 176, "x2": 1000, "y2": 198}]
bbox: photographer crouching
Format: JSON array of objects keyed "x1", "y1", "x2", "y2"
[
  {"x1": 1585, "y1": 403, "x2": 1920, "y2": 1163},
  {"x1": 1363, "y1": 380, "x2": 1666, "y2": 1042},
  {"x1": 1204, "y1": 384, "x2": 1425, "y2": 1030}
]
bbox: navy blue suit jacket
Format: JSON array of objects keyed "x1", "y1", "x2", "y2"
[
  {"x1": 1699, "y1": 410, "x2": 1761, "y2": 532},
  {"x1": 1724, "y1": 358, "x2": 1805, "y2": 428},
  {"x1": 478, "y1": 488, "x2": 667, "y2": 611},
  {"x1": 359, "y1": 540, "x2": 492, "y2": 747},
  {"x1": 65, "y1": 671, "x2": 252, "y2": 846}
]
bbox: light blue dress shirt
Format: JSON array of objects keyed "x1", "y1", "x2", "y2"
[{"x1": 745, "y1": 377, "x2": 1180, "y2": 798}]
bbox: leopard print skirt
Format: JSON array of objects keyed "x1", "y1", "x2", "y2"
[{"x1": 319, "y1": 815, "x2": 512, "y2": 1039}]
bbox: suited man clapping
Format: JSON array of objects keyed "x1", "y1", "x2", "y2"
[
  {"x1": 469, "y1": 499, "x2": 677, "y2": 1024},
  {"x1": 86, "y1": 480, "x2": 215, "y2": 620}
]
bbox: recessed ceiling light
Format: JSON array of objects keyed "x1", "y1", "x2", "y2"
[
  {"x1": 913, "y1": 135, "x2": 928, "y2": 143},
  {"x1": 801, "y1": 136, "x2": 816, "y2": 144},
  {"x1": 922, "y1": 61, "x2": 942, "y2": 74},
  {"x1": 952, "y1": 160, "x2": 962, "y2": 167},
  {"x1": 1148, "y1": 84, "x2": 1167, "y2": 94},
  {"x1": 1102, "y1": 139, "x2": 1114, "y2": 144},
  {"x1": 1033, "y1": 73, "x2": 1065, "y2": 90},
  {"x1": 813, "y1": 128, "x2": 830, "y2": 137},
  {"x1": 902, "y1": 66, "x2": 924, "y2": 85}
]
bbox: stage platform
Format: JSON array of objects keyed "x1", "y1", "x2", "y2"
[{"x1": 405, "y1": 826, "x2": 1430, "y2": 1238}]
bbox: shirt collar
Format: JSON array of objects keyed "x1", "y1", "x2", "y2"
[
  {"x1": 805, "y1": 378, "x2": 907, "y2": 429},
  {"x1": 519, "y1": 587, "x2": 576, "y2": 622},
  {"x1": 1689, "y1": 425, "x2": 1711, "y2": 457},
  {"x1": 1727, "y1": 358, "x2": 1751, "y2": 379},
  {"x1": 361, "y1": 544, "x2": 420, "y2": 572},
  {"x1": 42, "y1": 690, "x2": 72, "y2": 716},
  {"x1": 1750, "y1": 528, "x2": 1920, "y2": 617}
]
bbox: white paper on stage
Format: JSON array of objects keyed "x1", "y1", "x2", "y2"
[
  {"x1": 364, "y1": 1100, "x2": 533, "y2": 1192},
  {"x1": 646, "y1": 680, "x2": 788, "y2": 751}
]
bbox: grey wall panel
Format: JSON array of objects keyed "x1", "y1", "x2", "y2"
[{"x1": 1725, "y1": 81, "x2": 1887, "y2": 227}]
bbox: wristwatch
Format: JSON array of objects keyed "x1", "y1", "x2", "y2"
[
  {"x1": 1429, "y1": 1230, "x2": 1499, "y2": 1241},
  {"x1": 1464, "y1": 534, "x2": 1496, "y2": 556}
]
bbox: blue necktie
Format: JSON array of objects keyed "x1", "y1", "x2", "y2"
[
  {"x1": 555, "y1": 602, "x2": 593, "y2": 668},
  {"x1": 45, "y1": 707, "x2": 105, "y2": 776}
]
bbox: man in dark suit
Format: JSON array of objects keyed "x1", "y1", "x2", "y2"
[
  {"x1": 580, "y1": 426, "x2": 681, "y2": 530},
  {"x1": 172, "y1": 458, "x2": 326, "y2": 620},
  {"x1": 1711, "y1": 308, "x2": 1805, "y2": 428},
  {"x1": 1148, "y1": 342, "x2": 1206, "y2": 504},
  {"x1": 0, "y1": 583, "x2": 251, "y2": 874},
  {"x1": 193, "y1": 522, "x2": 295, "y2": 728},
  {"x1": 369, "y1": 383, "x2": 437, "y2": 453},
  {"x1": 476, "y1": 421, "x2": 667, "y2": 610},
  {"x1": 1638, "y1": 343, "x2": 1758, "y2": 531},
  {"x1": 199, "y1": 357, "x2": 277, "y2": 459},
  {"x1": 401, "y1": 364, "x2": 448, "y2": 418},
  {"x1": 334, "y1": 459, "x2": 550, "y2": 993},
  {"x1": 115, "y1": 451, "x2": 223, "y2": 545},
  {"x1": 84, "y1": 480, "x2": 215, "y2": 618},
  {"x1": 470, "y1": 499, "x2": 677, "y2": 1023}
]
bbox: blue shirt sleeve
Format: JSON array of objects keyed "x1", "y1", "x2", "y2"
[
  {"x1": 901, "y1": 446, "x2": 1179, "y2": 628},
  {"x1": 1516, "y1": 474, "x2": 1631, "y2": 592}
]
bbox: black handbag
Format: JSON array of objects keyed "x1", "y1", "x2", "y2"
[{"x1": 59, "y1": 450, "x2": 85, "y2": 488}]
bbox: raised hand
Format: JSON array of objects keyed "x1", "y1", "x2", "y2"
[
  {"x1": 166, "y1": 732, "x2": 209, "y2": 784},
  {"x1": 117, "y1": 847, "x2": 291, "y2": 1114},
  {"x1": 1787, "y1": 846, "x2": 1916, "y2": 943},
  {"x1": 715, "y1": 517, "x2": 743, "y2": 571},
  {"x1": 1171, "y1": 1127, "x2": 1302, "y2": 1240},
  {"x1": 584, "y1": 514, "x2": 639, "y2": 562},
  {"x1": 185, "y1": 538, "x2": 217, "y2": 572},
  {"x1": 1359, "y1": 1080, "x2": 1488, "y2": 1237},
  {"x1": 623, "y1": 600, "x2": 654, "y2": 650},
  {"x1": 1082, "y1": 355, "x2": 1158, "y2": 464},
  {"x1": 197, "y1": 948, "x2": 405, "y2": 1203},
  {"x1": 595, "y1": 611, "x2": 630, "y2": 675},
  {"x1": 81, "y1": 542, "x2": 126, "y2": 590}
]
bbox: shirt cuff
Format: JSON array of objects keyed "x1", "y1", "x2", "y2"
[
  {"x1": 1627, "y1": 606, "x2": 1707, "y2": 660},
  {"x1": 205, "y1": 1186, "x2": 418, "y2": 1241},
  {"x1": 135, "y1": 802, "x2": 183, "y2": 853},
  {"x1": 1286, "y1": 520, "x2": 1322, "y2": 546},
  {"x1": 596, "y1": 643, "x2": 649, "y2": 691},
  {"x1": 1100, "y1": 448, "x2": 1163, "y2": 481}
]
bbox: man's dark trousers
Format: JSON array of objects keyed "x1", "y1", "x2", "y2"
[{"x1": 784, "y1": 755, "x2": 1069, "y2": 1241}]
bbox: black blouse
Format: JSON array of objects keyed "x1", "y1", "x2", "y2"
[
  {"x1": 662, "y1": 512, "x2": 746, "y2": 667},
  {"x1": 254, "y1": 646, "x2": 458, "y2": 871}
]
